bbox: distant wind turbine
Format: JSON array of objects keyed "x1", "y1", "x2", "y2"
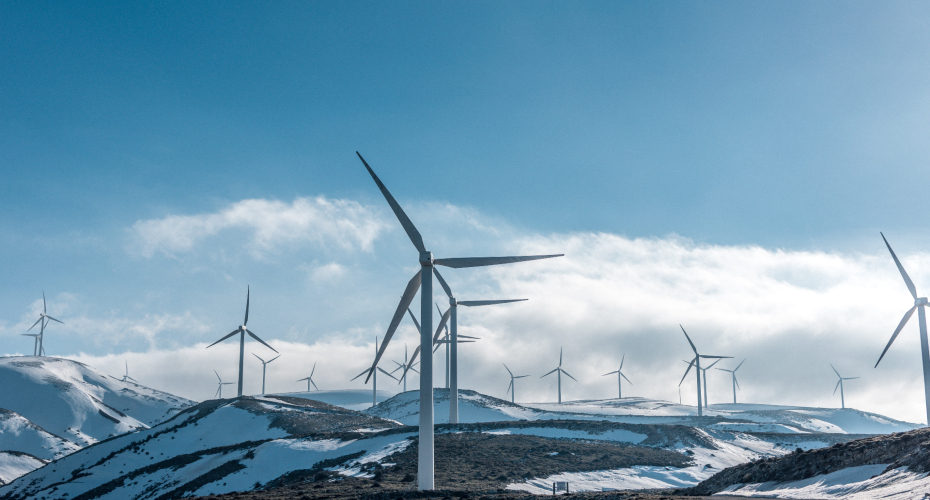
[
  {"x1": 252, "y1": 353, "x2": 280, "y2": 395},
  {"x1": 214, "y1": 370, "x2": 234, "y2": 399},
  {"x1": 27, "y1": 292, "x2": 63, "y2": 356},
  {"x1": 678, "y1": 325, "x2": 731, "y2": 417},
  {"x1": 875, "y1": 233, "x2": 930, "y2": 425},
  {"x1": 206, "y1": 286, "x2": 278, "y2": 398},
  {"x1": 603, "y1": 354, "x2": 632, "y2": 399},
  {"x1": 122, "y1": 361, "x2": 138, "y2": 383},
  {"x1": 831, "y1": 363, "x2": 858, "y2": 409},
  {"x1": 542, "y1": 348, "x2": 576, "y2": 404},
  {"x1": 356, "y1": 152, "x2": 562, "y2": 490},
  {"x1": 297, "y1": 363, "x2": 319, "y2": 391},
  {"x1": 504, "y1": 364, "x2": 529, "y2": 403},
  {"x1": 392, "y1": 341, "x2": 419, "y2": 393},
  {"x1": 716, "y1": 359, "x2": 746, "y2": 404},
  {"x1": 352, "y1": 336, "x2": 399, "y2": 406}
]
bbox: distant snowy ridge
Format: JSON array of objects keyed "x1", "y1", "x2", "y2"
[{"x1": 0, "y1": 409, "x2": 80, "y2": 460}]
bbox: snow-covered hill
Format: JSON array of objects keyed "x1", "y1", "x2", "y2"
[
  {"x1": 0, "y1": 452, "x2": 46, "y2": 486},
  {"x1": 0, "y1": 409, "x2": 80, "y2": 461},
  {"x1": 366, "y1": 390, "x2": 919, "y2": 434},
  {"x1": 0, "y1": 356, "x2": 195, "y2": 446},
  {"x1": 269, "y1": 389, "x2": 393, "y2": 411},
  {"x1": 0, "y1": 395, "x2": 407, "y2": 500}
]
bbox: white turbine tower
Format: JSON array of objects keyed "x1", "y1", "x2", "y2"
[
  {"x1": 214, "y1": 370, "x2": 234, "y2": 399},
  {"x1": 682, "y1": 358, "x2": 721, "y2": 407},
  {"x1": 21, "y1": 333, "x2": 39, "y2": 356},
  {"x1": 297, "y1": 363, "x2": 319, "y2": 391},
  {"x1": 27, "y1": 292, "x2": 63, "y2": 356},
  {"x1": 716, "y1": 359, "x2": 745, "y2": 404},
  {"x1": 504, "y1": 364, "x2": 529, "y2": 403},
  {"x1": 252, "y1": 353, "x2": 280, "y2": 395},
  {"x1": 357, "y1": 152, "x2": 562, "y2": 490},
  {"x1": 678, "y1": 325, "x2": 731, "y2": 417},
  {"x1": 876, "y1": 233, "x2": 930, "y2": 425},
  {"x1": 602, "y1": 354, "x2": 632, "y2": 399},
  {"x1": 831, "y1": 363, "x2": 858, "y2": 409},
  {"x1": 206, "y1": 287, "x2": 278, "y2": 397},
  {"x1": 121, "y1": 361, "x2": 138, "y2": 383},
  {"x1": 430, "y1": 269, "x2": 526, "y2": 423},
  {"x1": 542, "y1": 348, "x2": 576, "y2": 404}
]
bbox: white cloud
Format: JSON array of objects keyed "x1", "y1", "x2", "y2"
[{"x1": 127, "y1": 196, "x2": 388, "y2": 258}]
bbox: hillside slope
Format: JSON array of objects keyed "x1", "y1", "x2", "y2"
[{"x1": 0, "y1": 409, "x2": 80, "y2": 460}]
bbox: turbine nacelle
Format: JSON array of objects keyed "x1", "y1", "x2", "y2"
[
  {"x1": 917, "y1": 297, "x2": 928, "y2": 306},
  {"x1": 419, "y1": 251, "x2": 434, "y2": 265}
]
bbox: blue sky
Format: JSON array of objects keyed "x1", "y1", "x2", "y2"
[{"x1": 4, "y1": 2, "x2": 930, "y2": 422}]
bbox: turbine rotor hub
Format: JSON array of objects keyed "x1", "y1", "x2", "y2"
[
  {"x1": 240, "y1": 325, "x2": 246, "y2": 331},
  {"x1": 449, "y1": 297, "x2": 456, "y2": 306},
  {"x1": 917, "y1": 297, "x2": 928, "y2": 306},
  {"x1": 419, "y1": 251, "x2": 434, "y2": 266}
]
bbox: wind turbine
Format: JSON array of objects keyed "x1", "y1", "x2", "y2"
[
  {"x1": 433, "y1": 302, "x2": 479, "y2": 390},
  {"x1": 716, "y1": 359, "x2": 746, "y2": 404},
  {"x1": 214, "y1": 370, "x2": 234, "y2": 399},
  {"x1": 392, "y1": 342, "x2": 420, "y2": 392},
  {"x1": 297, "y1": 363, "x2": 319, "y2": 391},
  {"x1": 121, "y1": 361, "x2": 138, "y2": 383},
  {"x1": 876, "y1": 233, "x2": 930, "y2": 425},
  {"x1": 206, "y1": 286, "x2": 277, "y2": 398},
  {"x1": 357, "y1": 152, "x2": 562, "y2": 490},
  {"x1": 697, "y1": 358, "x2": 721, "y2": 407},
  {"x1": 678, "y1": 325, "x2": 731, "y2": 417},
  {"x1": 830, "y1": 363, "x2": 858, "y2": 409},
  {"x1": 252, "y1": 353, "x2": 280, "y2": 395},
  {"x1": 352, "y1": 336, "x2": 399, "y2": 406},
  {"x1": 430, "y1": 269, "x2": 526, "y2": 423},
  {"x1": 602, "y1": 354, "x2": 632, "y2": 399},
  {"x1": 27, "y1": 292, "x2": 63, "y2": 356},
  {"x1": 542, "y1": 348, "x2": 576, "y2": 404},
  {"x1": 504, "y1": 364, "x2": 529, "y2": 403},
  {"x1": 21, "y1": 333, "x2": 39, "y2": 356}
]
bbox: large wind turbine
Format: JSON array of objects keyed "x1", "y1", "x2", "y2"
[
  {"x1": 876, "y1": 233, "x2": 930, "y2": 425},
  {"x1": 504, "y1": 364, "x2": 529, "y2": 403},
  {"x1": 678, "y1": 325, "x2": 731, "y2": 417},
  {"x1": 830, "y1": 363, "x2": 858, "y2": 409},
  {"x1": 297, "y1": 363, "x2": 319, "y2": 391},
  {"x1": 357, "y1": 152, "x2": 562, "y2": 490},
  {"x1": 716, "y1": 359, "x2": 745, "y2": 404},
  {"x1": 27, "y1": 292, "x2": 63, "y2": 356},
  {"x1": 431, "y1": 269, "x2": 526, "y2": 423},
  {"x1": 542, "y1": 348, "x2": 576, "y2": 404},
  {"x1": 602, "y1": 354, "x2": 632, "y2": 399},
  {"x1": 252, "y1": 353, "x2": 280, "y2": 395},
  {"x1": 206, "y1": 287, "x2": 278, "y2": 398},
  {"x1": 122, "y1": 361, "x2": 138, "y2": 383},
  {"x1": 214, "y1": 370, "x2": 234, "y2": 399}
]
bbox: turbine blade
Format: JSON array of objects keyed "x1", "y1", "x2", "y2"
[
  {"x1": 541, "y1": 367, "x2": 558, "y2": 378},
  {"x1": 27, "y1": 317, "x2": 42, "y2": 331},
  {"x1": 882, "y1": 232, "x2": 918, "y2": 299},
  {"x1": 602, "y1": 370, "x2": 619, "y2": 376},
  {"x1": 244, "y1": 285, "x2": 250, "y2": 326},
  {"x1": 433, "y1": 268, "x2": 453, "y2": 299},
  {"x1": 207, "y1": 329, "x2": 241, "y2": 348},
  {"x1": 830, "y1": 363, "x2": 841, "y2": 378},
  {"x1": 351, "y1": 368, "x2": 371, "y2": 381},
  {"x1": 699, "y1": 355, "x2": 733, "y2": 359},
  {"x1": 357, "y1": 152, "x2": 425, "y2": 253},
  {"x1": 705, "y1": 359, "x2": 721, "y2": 369},
  {"x1": 366, "y1": 271, "x2": 422, "y2": 383},
  {"x1": 715, "y1": 368, "x2": 732, "y2": 372},
  {"x1": 458, "y1": 334, "x2": 480, "y2": 339},
  {"x1": 620, "y1": 372, "x2": 632, "y2": 384},
  {"x1": 401, "y1": 345, "x2": 422, "y2": 382},
  {"x1": 433, "y1": 342, "x2": 441, "y2": 353},
  {"x1": 834, "y1": 379, "x2": 841, "y2": 395},
  {"x1": 378, "y1": 366, "x2": 399, "y2": 381},
  {"x1": 246, "y1": 330, "x2": 278, "y2": 353},
  {"x1": 434, "y1": 254, "x2": 563, "y2": 269},
  {"x1": 311, "y1": 379, "x2": 319, "y2": 391},
  {"x1": 214, "y1": 370, "x2": 222, "y2": 382},
  {"x1": 268, "y1": 355, "x2": 280, "y2": 363},
  {"x1": 507, "y1": 380, "x2": 513, "y2": 394},
  {"x1": 680, "y1": 325, "x2": 698, "y2": 355},
  {"x1": 410, "y1": 367, "x2": 419, "y2": 374},
  {"x1": 515, "y1": 375, "x2": 530, "y2": 379},
  {"x1": 562, "y1": 369, "x2": 578, "y2": 382},
  {"x1": 45, "y1": 316, "x2": 64, "y2": 325},
  {"x1": 252, "y1": 353, "x2": 265, "y2": 363},
  {"x1": 504, "y1": 364, "x2": 513, "y2": 377},
  {"x1": 620, "y1": 353, "x2": 625, "y2": 371},
  {"x1": 679, "y1": 358, "x2": 696, "y2": 386},
  {"x1": 735, "y1": 359, "x2": 746, "y2": 371},
  {"x1": 876, "y1": 305, "x2": 917, "y2": 367},
  {"x1": 406, "y1": 307, "x2": 421, "y2": 333},
  {"x1": 734, "y1": 375, "x2": 740, "y2": 390},
  {"x1": 846, "y1": 377, "x2": 860, "y2": 380},
  {"x1": 311, "y1": 362, "x2": 316, "y2": 377},
  {"x1": 433, "y1": 307, "x2": 452, "y2": 345},
  {"x1": 459, "y1": 299, "x2": 527, "y2": 307},
  {"x1": 43, "y1": 291, "x2": 47, "y2": 314},
  {"x1": 560, "y1": 347, "x2": 563, "y2": 367}
]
